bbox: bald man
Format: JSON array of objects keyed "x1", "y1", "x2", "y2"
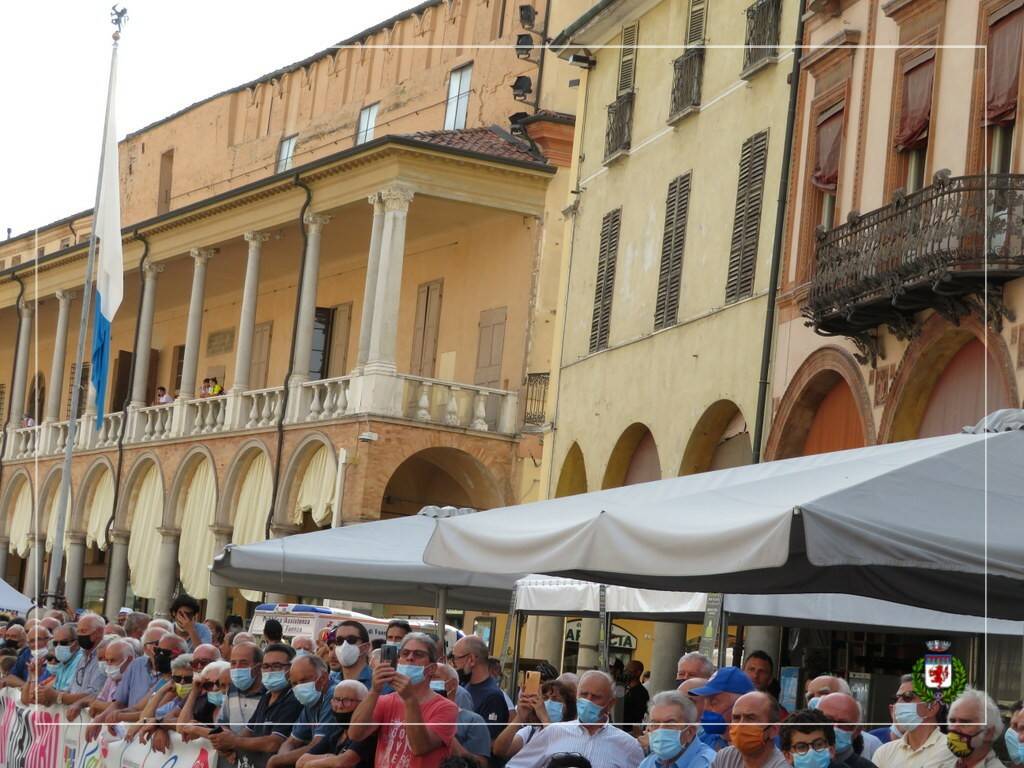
[{"x1": 818, "y1": 693, "x2": 880, "y2": 767}]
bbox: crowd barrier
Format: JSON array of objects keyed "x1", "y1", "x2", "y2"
[{"x1": 0, "y1": 689, "x2": 218, "y2": 768}]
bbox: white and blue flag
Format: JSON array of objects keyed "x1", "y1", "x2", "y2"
[{"x1": 91, "y1": 47, "x2": 123, "y2": 425}]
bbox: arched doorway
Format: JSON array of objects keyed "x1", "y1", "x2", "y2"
[
  {"x1": 680, "y1": 401, "x2": 752, "y2": 475},
  {"x1": 603, "y1": 424, "x2": 661, "y2": 489},
  {"x1": 555, "y1": 443, "x2": 587, "y2": 498},
  {"x1": 802, "y1": 380, "x2": 867, "y2": 455},
  {"x1": 917, "y1": 338, "x2": 1013, "y2": 437},
  {"x1": 79, "y1": 461, "x2": 115, "y2": 614},
  {"x1": 283, "y1": 439, "x2": 337, "y2": 531},
  {"x1": 381, "y1": 448, "x2": 503, "y2": 519}
]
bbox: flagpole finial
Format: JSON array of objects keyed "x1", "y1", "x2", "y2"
[{"x1": 111, "y1": 5, "x2": 128, "y2": 37}]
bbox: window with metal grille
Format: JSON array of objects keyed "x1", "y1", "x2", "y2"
[
  {"x1": 725, "y1": 130, "x2": 769, "y2": 303},
  {"x1": 654, "y1": 173, "x2": 692, "y2": 329},
  {"x1": 589, "y1": 208, "x2": 622, "y2": 353}
]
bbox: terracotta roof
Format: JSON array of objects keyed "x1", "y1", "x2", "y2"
[{"x1": 404, "y1": 126, "x2": 547, "y2": 166}]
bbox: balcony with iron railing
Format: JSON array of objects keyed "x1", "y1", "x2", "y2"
[
  {"x1": 669, "y1": 48, "x2": 705, "y2": 122},
  {"x1": 604, "y1": 92, "x2": 635, "y2": 162},
  {"x1": 523, "y1": 372, "x2": 549, "y2": 426},
  {"x1": 741, "y1": 0, "x2": 782, "y2": 77},
  {"x1": 804, "y1": 171, "x2": 1024, "y2": 357}
]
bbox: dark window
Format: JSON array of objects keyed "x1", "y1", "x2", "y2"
[{"x1": 310, "y1": 307, "x2": 334, "y2": 381}]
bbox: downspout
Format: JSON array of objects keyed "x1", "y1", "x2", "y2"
[
  {"x1": 532, "y1": 0, "x2": 553, "y2": 115},
  {"x1": 750, "y1": 0, "x2": 806, "y2": 464},
  {"x1": 103, "y1": 232, "x2": 150, "y2": 601},
  {"x1": 0, "y1": 274, "x2": 28, "y2": 515},
  {"x1": 266, "y1": 176, "x2": 313, "y2": 540}
]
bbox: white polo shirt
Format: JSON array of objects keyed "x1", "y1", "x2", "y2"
[
  {"x1": 505, "y1": 719, "x2": 645, "y2": 768},
  {"x1": 873, "y1": 726, "x2": 956, "y2": 768}
]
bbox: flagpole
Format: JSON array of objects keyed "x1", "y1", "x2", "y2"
[{"x1": 45, "y1": 16, "x2": 125, "y2": 608}]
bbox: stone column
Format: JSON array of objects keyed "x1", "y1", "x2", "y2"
[
  {"x1": 355, "y1": 194, "x2": 385, "y2": 373},
  {"x1": 178, "y1": 248, "x2": 216, "y2": 400},
  {"x1": 575, "y1": 617, "x2": 601, "y2": 674},
  {"x1": 523, "y1": 615, "x2": 565, "y2": 668},
  {"x1": 130, "y1": 263, "x2": 164, "y2": 407},
  {"x1": 44, "y1": 291, "x2": 75, "y2": 423},
  {"x1": 22, "y1": 534, "x2": 45, "y2": 599},
  {"x1": 650, "y1": 622, "x2": 687, "y2": 694},
  {"x1": 64, "y1": 533, "x2": 87, "y2": 610},
  {"x1": 364, "y1": 186, "x2": 414, "y2": 375},
  {"x1": 289, "y1": 212, "x2": 332, "y2": 385},
  {"x1": 154, "y1": 528, "x2": 180, "y2": 617},
  {"x1": 105, "y1": 530, "x2": 131, "y2": 622},
  {"x1": 204, "y1": 526, "x2": 233, "y2": 622},
  {"x1": 742, "y1": 626, "x2": 783, "y2": 675},
  {"x1": 231, "y1": 232, "x2": 270, "y2": 393},
  {"x1": 9, "y1": 300, "x2": 34, "y2": 426}
]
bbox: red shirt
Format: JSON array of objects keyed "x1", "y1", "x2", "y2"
[{"x1": 372, "y1": 692, "x2": 458, "y2": 768}]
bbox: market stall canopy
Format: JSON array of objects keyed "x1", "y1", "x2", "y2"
[
  {"x1": 0, "y1": 578, "x2": 33, "y2": 615},
  {"x1": 426, "y1": 411, "x2": 1024, "y2": 619},
  {"x1": 211, "y1": 507, "x2": 525, "y2": 611},
  {"x1": 513, "y1": 576, "x2": 1024, "y2": 635}
]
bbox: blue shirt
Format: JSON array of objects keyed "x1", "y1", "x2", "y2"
[
  {"x1": 114, "y1": 656, "x2": 162, "y2": 708},
  {"x1": 698, "y1": 727, "x2": 728, "y2": 751},
  {"x1": 463, "y1": 677, "x2": 509, "y2": 739},
  {"x1": 285, "y1": 683, "x2": 339, "y2": 743},
  {"x1": 330, "y1": 665, "x2": 373, "y2": 688},
  {"x1": 10, "y1": 647, "x2": 32, "y2": 681},
  {"x1": 53, "y1": 650, "x2": 82, "y2": 692},
  {"x1": 641, "y1": 733, "x2": 717, "y2": 768},
  {"x1": 457, "y1": 709, "x2": 491, "y2": 758},
  {"x1": 181, "y1": 622, "x2": 212, "y2": 651}
]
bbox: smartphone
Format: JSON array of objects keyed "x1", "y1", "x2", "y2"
[
  {"x1": 523, "y1": 670, "x2": 540, "y2": 696},
  {"x1": 381, "y1": 643, "x2": 399, "y2": 667}
]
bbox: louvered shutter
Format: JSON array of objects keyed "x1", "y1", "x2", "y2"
[
  {"x1": 618, "y1": 23, "x2": 639, "y2": 95},
  {"x1": 687, "y1": 0, "x2": 707, "y2": 46},
  {"x1": 654, "y1": 173, "x2": 692, "y2": 329},
  {"x1": 590, "y1": 209, "x2": 622, "y2": 353},
  {"x1": 725, "y1": 131, "x2": 769, "y2": 303}
]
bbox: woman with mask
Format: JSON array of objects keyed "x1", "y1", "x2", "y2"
[
  {"x1": 494, "y1": 680, "x2": 578, "y2": 759},
  {"x1": 296, "y1": 680, "x2": 377, "y2": 768}
]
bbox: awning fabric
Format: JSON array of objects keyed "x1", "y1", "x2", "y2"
[
  {"x1": 231, "y1": 452, "x2": 274, "y2": 603},
  {"x1": 127, "y1": 464, "x2": 164, "y2": 599},
  {"x1": 178, "y1": 459, "x2": 217, "y2": 600},
  {"x1": 424, "y1": 412, "x2": 1024, "y2": 620},
  {"x1": 85, "y1": 469, "x2": 115, "y2": 550},
  {"x1": 8, "y1": 482, "x2": 34, "y2": 558}
]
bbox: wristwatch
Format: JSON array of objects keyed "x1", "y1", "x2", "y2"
[{"x1": 57, "y1": 692, "x2": 64, "y2": 705}]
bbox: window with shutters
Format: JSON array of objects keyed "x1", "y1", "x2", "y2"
[
  {"x1": 605, "y1": 24, "x2": 638, "y2": 161},
  {"x1": 617, "y1": 22, "x2": 639, "y2": 95},
  {"x1": 589, "y1": 209, "x2": 622, "y2": 353},
  {"x1": 686, "y1": 0, "x2": 707, "y2": 46},
  {"x1": 724, "y1": 131, "x2": 769, "y2": 304},
  {"x1": 654, "y1": 174, "x2": 692, "y2": 329},
  {"x1": 985, "y1": 3, "x2": 1022, "y2": 174}
]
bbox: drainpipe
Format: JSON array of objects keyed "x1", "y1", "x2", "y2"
[
  {"x1": 750, "y1": 0, "x2": 806, "y2": 464},
  {"x1": 0, "y1": 274, "x2": 28, "y2": 529},
  {"x1": 533, "y1": 0, "x2": 553, "y2": 115},
  {"x1": 266, "y1": 176, "x2": 313, "y2": 540},
  {"x1": 102, "y1": 231, "x2": 150, "y2": 604}
]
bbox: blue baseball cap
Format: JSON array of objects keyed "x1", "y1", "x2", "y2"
[{"x1": 689, "y1": 667, "x2": 755, "y2": 697}]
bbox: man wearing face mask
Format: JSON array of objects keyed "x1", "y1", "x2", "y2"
[
  {"x1": 680, "y1": 678, "x2": 726, "y2": 752},
  {"x1": 296, "y1": 679, "x2": 375, "y2": 768},
  {"x1": 505, "y1": 671, "x2": 644, "y2": 768},
  {"x1": 432, "y1": 664, "x2": 491, "y2": 768},
  {"x1": 4, "y1": 624, "x2": 43, "y2": 687},
  {"x1": 1005, "y1": 701, "x2": 1024, "y2": 766},
  {"x1": 691, "y1": 668, "x2": 756, "y2": 748},
  {"x1": 643, "y1": 691, "x2": 716, "y2": 768},
  {"x1": 86, "y1": 638, "x2": 135, "y2": 717},
  {"x1": 872, "y1": 677, "x2": 949, "y2": 768},
  {"x1": 330, "y1": 621, "x2": 373, "y2": 688},
  {"x1": 60, "y1": 613, "x2": 109, "y2": 705},
  {"x1": 944, "y1": 689, "x2": 1002, "y2": 768},
  {"x1": 209, "y1": 643, "x2": 304, "y2": 762},
  {"x1": 452, "y1": 634, "x2": 509, "y2": 740},
  {"x1": 711, "y1": 692, "x2": 787, "y2": 768},
  {"x1": 268, "y1": 654, "x2": 338, "y2": 768},
  {"x1": 28, "y1": 622, "x2": 82, "y2": 705},
  {"x1": 816, "y1": 694, "x2": 878, "y2": 768},
  {"x1": 349, "y1": 631, "x2": 459, "y2": 768},
  {"x1": 216, "y1": 641, "x2": 268, "y2": 734},
  {"x1": 780, "y1": 710, "x2": 839, "y2": 768}
]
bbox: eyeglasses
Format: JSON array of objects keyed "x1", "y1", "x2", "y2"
[
  {"x1": 333, "y1": 697, "x2": 361, "y2": 706},
  {"x1": 399, "y1": 649, "x2": 430, "y2": 661},
  {"x1": 791, "y1": 740, "x2": 830, "y2": 755},
  {"x1": 336, "y1": 634, "x2": 362, "y2": 645},
  {"x1": 54, "y1": 639, "x2": 74, "y2": 647},
  {"x1": 262, "y1": 662, "x2": 291, "y2": 672},
  {"x1": 892, "y1": 692, "x2": 919, "y2": 704},
  {"x1": 171, "y1": 675, "x2": 192, "y2": 684}
]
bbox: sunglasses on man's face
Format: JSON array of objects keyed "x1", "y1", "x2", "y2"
[
  {"x1": 54, "y1": 639, "x2": 75, "y2": 647},
  {"x1": 891, "y1": 692, "x2": 919, "y2": 704},
  {"x1": 335, "y1": 635, "x2": 362, "y2": 645},
  {"x1": 171, "y1": 675, "x2": 192, "y2": 684}
]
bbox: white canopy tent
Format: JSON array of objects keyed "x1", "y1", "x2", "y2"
[
  {"x1": 0, "y1": 577, "x2": 34, "y2": 615},
  {"x1": 425, "y1": 412, "x2": 1024, "y2": 620}
]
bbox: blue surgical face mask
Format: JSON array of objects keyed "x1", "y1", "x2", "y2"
[
  {"x1": 700, "y1": 710, "x2": 727, "y2": 736},
  {"x1": 793, "y1": 748, "x2": 831, "y2": 768},
  {"x1": 429, "y1": 680, "x2": 447, "y2": 694},
  {"x1": 263, "y1": 671, "x2": 288, "y2": 691},
  {"x1": 807, "y1": 697, "x2": 821, "y2": 710},
  {"x1": 397, "y1": 663, "x2": 426, "y2": 685},
  {"x1": 576, "y1": 697, "x2": 604, "y2": 724},
  {"x1": 545, "y1": 700, "x2": 565, "y2": 722},
  {"x1": 46, "y1": 663, "x2": 60, "y2": 675},
  {"x1": 834, "y1": 728, "x2": 853, "y2": 753},
  {"x1": 893, "y1": 703, "x2": 923, "y2": 730},
  {"x1": 649, "y1": 728, "x2": 685, "y2": 760},
  {"x1": 55, "y1": 645, "x2": 73, "y2": 664},
  {"x1": 293, "y1": 681, "x2": 321, "y2": 706},
  {"x1": 230, "y1": 667, "x2": 254, "y2": 691},
  {"x1": 207, "y1": 691, "x2": 226, "y2": 708},
  {"x1": 1004, "y1": 729, "x2": 1024, "y2": 764}
]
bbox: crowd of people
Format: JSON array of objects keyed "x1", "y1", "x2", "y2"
[{"x1": 0, "y1": 603, "x2": 1020, "y2": 768}]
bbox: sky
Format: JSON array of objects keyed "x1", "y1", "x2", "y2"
[{"x1": 0, "y1": 0, "x2": 415, "y2": 238}]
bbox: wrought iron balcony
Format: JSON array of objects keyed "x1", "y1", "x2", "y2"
[
  {"x1": 670, "y1": 48, "x2": 704, "y2": 120},
  {"x1": 742, "y1": 0, "x2": 782, "y2": 74},
  {"x1": 605, "y1": 92, "x2": 634, "y2": 161},
  {"x1": 804, "y1": 172, "x2": 1024, "y2": 361},
  {"x1": 523, "y1": 372, "x2": 549, "y2": 426}
]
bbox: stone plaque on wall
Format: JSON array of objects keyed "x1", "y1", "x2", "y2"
[{"x1": 207, "y1": 328, "x2": 235, "y2": 356}]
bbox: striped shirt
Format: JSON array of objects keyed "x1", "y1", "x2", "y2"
[{"x1": 506, "y1": 720, "x2": 645, "y2": 768}]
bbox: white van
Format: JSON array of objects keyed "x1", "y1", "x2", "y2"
[{"x1": 247, "y1": 603, "x2": 463, "y2": 649}]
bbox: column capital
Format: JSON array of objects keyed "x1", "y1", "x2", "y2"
[
  {"x1": 190, "y1": 247, "x2": 217, "y2": 264},
  {"x1": 380, "y1": 185, "x2": 415, "y2": 212},
  {"x1": 270, "y1": 523, "x2": 301, "y2": 538},
  {"x1": 66, "y1": 531, "x2": 87, "y2": 545},
  {"x1": 17, "y1": 298, "x2": 35, "y2": 317},
  {"x1": 109, "y1": 528, "x2": 131, "y2": 545},
  {"x1": 244, "y1": 230, "x2": 272, "y2": 244},
  {"x1": 209, "y1": 525, "x2": 233, "y2": 538},
  {"x1": 303, "y1": 211, "x2": 332, "y2": 232},
  {"x1": 142, "y1": 262, "x2": 165, "y2": 278},
  {"x1": 54, "y1": 289, "x2": 77, "y2": 304},
  {"x1": 367, "y1": 192, "x2": 383, "y2": 209},
  {"x1": 157, "y1": 526, "x2": 181, "y2": 539}
]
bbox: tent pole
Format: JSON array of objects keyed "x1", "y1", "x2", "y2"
[
  {"x1": 436, "y1": 586, "x2": 448, "y2": 656},
  {"x1": 510, "y1": 611, "x2": 524, "y2": 699},
  {"x1": 717, "y1": 610, "x2": 730, "y2": 667},
  {"x1": 598, "y1": 584, "x2": 609, "y2": 670},
  {"x1": 499, "y1": 585, "x2": 518, "y2": 667}
]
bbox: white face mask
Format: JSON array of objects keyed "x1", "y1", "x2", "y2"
[
  {"x1": 336, "y1": 641, "x2": 361, "y2": 668},
  {"x1": 32, "y1": 647, "x2": 48, "y2": 660}
]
